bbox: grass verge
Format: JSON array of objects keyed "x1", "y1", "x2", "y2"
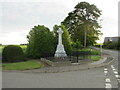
[
  {"x1": 90, "y1": 56, "x2": 101, "y2": 61},
  {"x1": 2, "y1": 60, "x2": 42, "y2": 70},
  {"x1": 79, "y1": 55, "x2": 101, "y2": 61}
]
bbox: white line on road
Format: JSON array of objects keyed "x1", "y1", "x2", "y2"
[
  {"x1": 112, "y1": 68, "x2": 116, "y2": 71},
  {"x1": 104, "y1": 70, "x2": 108, "y2": 75},
  {"x1": 111, "y1": 65, "x2": 115, "y2": 69},
  {"x1": 113, "y1": 71, "x2": 118, "y2": 74},
  {"x1": 104, "y1": 68, "x2": 108, "y2": 71},
  {"x1": 115, "y1": 75, "x2": 120, "y2": 78},
  {"x1": 105, "y1": 83, "x2": 112, "y2": 88},
  {"x1": 105, "y1": 78, "x2": 111, "y2": 83}
]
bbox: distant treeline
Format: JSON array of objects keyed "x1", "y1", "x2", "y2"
[{"x1": 95, "y1": 41, "x2": 120, "y2": 50}]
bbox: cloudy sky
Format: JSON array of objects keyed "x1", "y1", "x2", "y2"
[{"x1": 0, "y1": 0, "x2": 119, "y2": 45}]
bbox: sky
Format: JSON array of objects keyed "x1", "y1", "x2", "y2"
[{"x1": 0, "y1": 0, "x2": 119, "y2": 45}]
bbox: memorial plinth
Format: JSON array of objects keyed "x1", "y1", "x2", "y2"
[{"x1": 54, "y1": 28, "x2": 67, "y2": 57}]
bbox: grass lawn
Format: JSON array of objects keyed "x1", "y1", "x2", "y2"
[
  {"x1": 2, "y1": 60, "x2": 42, "y2": 70},
  {"x1": 79, "y1": 55, "x2": 101, "y2": 61},
  {"x1": 79, "y1": 48, "x2": 100, "y2": 55},
  {"x1": 90, "y1": 56, "x2": 101, "y2": 61}
]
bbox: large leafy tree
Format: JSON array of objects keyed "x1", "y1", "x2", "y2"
[
  {"x1": 53, "y1": 25, "x2": 72, "y2": 54},
  {"x1": 26, "y1": 25, "x2": 55, "y2": 58},
  {"x1": 62, "y1": 2, "x2": 102, "y2": 47}
]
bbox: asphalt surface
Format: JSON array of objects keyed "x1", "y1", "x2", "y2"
[{"x1": 2, "y1": 48, "x2": 120, "y2": 88}]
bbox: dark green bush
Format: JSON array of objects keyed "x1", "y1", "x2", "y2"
[
  {"x1": 2, "y1": 45, "x2": 25, "y2": 63},
  {"x1": 103, "y1": 41, "x2": 119, "y2": 50}
]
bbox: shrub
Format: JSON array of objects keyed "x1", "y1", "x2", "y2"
[
  {"x1": 103, "y1": 41, "x2": 118, "y2": 50},
  {"x1": 2, "y1": 45, "x2": 25, "y2": 63},
  {"x1": 26, "y1": 25, "x2": 55, "y2": 58}
]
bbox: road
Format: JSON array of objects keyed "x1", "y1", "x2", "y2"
[{"x1": 2, "y1": 48, "x2": 120, "y2": 88}]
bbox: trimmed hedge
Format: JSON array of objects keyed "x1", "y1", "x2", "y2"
[{"x1": 2, "y1": 45, "x2": 25, "y2": 63}]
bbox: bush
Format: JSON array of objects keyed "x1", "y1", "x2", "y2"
[
  {"x1": 2, "y1": 45, "x2": 25, "y2": 63},
  {"x1": 103, "y1": 41, "x2": 118, "y2": 50},
  {"x1": 26, "y1": 25, "x2": 55, "y2": 58}
]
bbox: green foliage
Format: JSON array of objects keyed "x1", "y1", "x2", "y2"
[
  {"x1": 53, "y1": 25, "x2": 72, "y2": 54},
  {"x1": 90, "y1": 56, "x2": 101, "y2": 61},
  {"x1": 26, "y1": 25, "x2": 55, "y2": 58},
  {"x1": 2, "y1": 45, "x2": 25, "y2": 63},
  {"x1": 2, "y1": 60, "x2": 42, "y2": 70},
  {"x1": 61, "y1": 2, "x2": 102, "y2": 47},
  {"x1": 103, "y1": 41, "x2": 119, "y2": 50},
  {"x1": 71, "y1": 48, "x2": 100, "y2": 56},
  {"x1": 0, "y1": 45, "x2": 4, "y2": 56},
  {"x1": 71, "y1": 39, "x2": 83, "y2": 50},
  {"x1": 80, "y1": 49, "x2": 100, "y2": 55},
  {"x1": 19, "y1": 45, "x2": 27, "y2": 54},
  {"x1": 118, "y1": 37, "x2": 120, "y2": 50}
]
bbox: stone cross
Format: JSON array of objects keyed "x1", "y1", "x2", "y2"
[
  {"x1": 57, "y1": 28, "x2": 63, "y2": 44},
  {"x1": 54, "y1": 28, "x2": 67, "y2": 57}
]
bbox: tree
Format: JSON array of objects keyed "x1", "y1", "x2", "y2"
[
  {"x1": 26, "y1": 25, "x2": 55, "y2": 58},
  {"x1": 71, "y1": 39, "x2": 83, "y2": 50},
  {"x1": 62, "y1": 2, "x2": 102, "y2": 47},
  {"x1": 53, "y1": 25, "x2": 72, "y2": 54}
]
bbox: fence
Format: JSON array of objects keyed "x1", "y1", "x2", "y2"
[{"x1": 43, "y1": 49, "x2": 100, "y2": 63}]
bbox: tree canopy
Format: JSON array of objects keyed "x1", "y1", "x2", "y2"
[
  {"x1": 62, "y1": 2, "x2": 102, "y2": 47},
  {"x1": 26, "y1": 25, "x2": 55, "y2": 58}
]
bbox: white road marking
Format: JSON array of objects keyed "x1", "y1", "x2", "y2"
[
  {"x1": 113, "y1": 71, "x2": 118, "y2": 74},
  {"x1": 115, "y1": 75, "x2": 120, "y2": 78},
  {"x1": 104, "y1": 68, "x2": 108, "y2": 71},
  {"x1": 111, "y1": 65, "x2": 115, "y2": 69},
  {"x1": 104, "y1": 71, "x2": 108, "y2": 75},
  {"x1": 105, "y1": 78, "x2": 111, "y2": 83},
  {"x1": 104, "y1": 68, "x2": 112, "y2": 89},
  {"x1": 112, "y1": 68, "x2": 116, "y2": 71},
  {"x1": 105, "y1": 83, "x2": 112, "y2": 88}
]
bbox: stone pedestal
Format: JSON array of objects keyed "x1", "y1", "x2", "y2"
[
  {"x1": 54, "y1": 28, "x2": 67, "y2": 57},
  {"x1": 55, "y1": 44, "x2": 67, "y2": 57}
]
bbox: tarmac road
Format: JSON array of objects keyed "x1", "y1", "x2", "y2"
[{"x1": 2, "y1": 48, "x2": 120, "y2": 88}]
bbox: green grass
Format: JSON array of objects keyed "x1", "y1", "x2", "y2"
[
  {"x1": 90, "y1": 56, "x2": 101, "y2": 61},
  {"x1": 2, "y1": 60, "x2": 42, "y2": 70},
  {"x1": 79, "y1": 55, "x2": 101, "y2": 61},
  {"x1": 79, "y1": 48, "x2": 100, "y2": 55}
]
